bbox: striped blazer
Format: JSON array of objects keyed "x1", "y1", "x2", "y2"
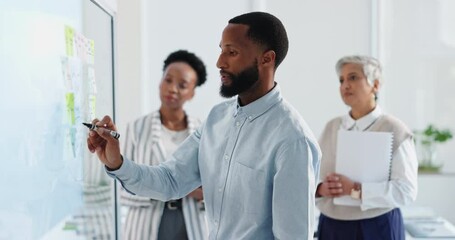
[{"x1": 121, "y1": 111, "x2": 208, "y2": 240}]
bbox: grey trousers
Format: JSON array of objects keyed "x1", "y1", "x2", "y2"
[{"x1": 157, "y1": 207, "x2": 188, "y2": 240}]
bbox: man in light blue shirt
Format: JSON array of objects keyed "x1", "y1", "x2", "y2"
[{"x1": 88, "y1": 12, "x2": 321, "y2": 239}]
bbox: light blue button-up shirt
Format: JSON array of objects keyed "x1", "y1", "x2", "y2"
[{"x1": 108, "y1": 84, "x2": 321, "y2": 239}]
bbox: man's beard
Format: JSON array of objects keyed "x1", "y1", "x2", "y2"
[{"x1": 220, "y1": 61, "x2": 259, "y2": 98}]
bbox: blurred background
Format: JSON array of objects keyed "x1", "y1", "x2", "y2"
[{"x1": 1, "y1": 0, "x2": 454, "y2": 239}]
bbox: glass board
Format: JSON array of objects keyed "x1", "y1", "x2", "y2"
[{"x1": 0, "y1": 0, "x2": 116, "y2": 239}]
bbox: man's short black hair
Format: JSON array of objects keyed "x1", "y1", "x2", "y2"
[
  {"x1": 229, "y1": 12, "x2": 289, "y2": 69},
  {"x1": 163, "y1": 50, "x2": 207, "y2": 86}
]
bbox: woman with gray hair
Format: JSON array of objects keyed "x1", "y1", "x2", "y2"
[{"x1": 315, "y1": 55, "x2": 418, "y2": 239}]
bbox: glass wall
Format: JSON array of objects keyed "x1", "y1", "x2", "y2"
[{"x1": 0, "y1": 1, "x2": 116, "y2": 239}]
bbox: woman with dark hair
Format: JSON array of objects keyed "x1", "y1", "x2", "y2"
[{"x1": 121, "y1": 50, "x2": 208, "y2": 240}]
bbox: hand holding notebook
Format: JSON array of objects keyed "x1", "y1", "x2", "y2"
[{"x1": 334, "y1": 130, "x2": 393, "y2": 206}]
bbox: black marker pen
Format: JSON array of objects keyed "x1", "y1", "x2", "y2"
[{"x1": 82, "y1": 122, "x2": 120, "y2": 139}]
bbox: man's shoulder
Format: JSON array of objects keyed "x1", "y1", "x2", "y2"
[
  {"x1": 276, "y1": 99, "x2": 309, "y2": 124},
  {"x1": 207, "y1": 98, "x2": 236, "y2": 116},
  {"x1": 274, "y1": 99, "x2": 318, "y2": 140}
]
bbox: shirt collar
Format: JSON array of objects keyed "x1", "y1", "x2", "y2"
[
  {"x1": 233, "y1": 82, "x2": 282, "y2": 121},
  {"x1": 342, "y1": 105, "x2": 383, "y2": 131}
]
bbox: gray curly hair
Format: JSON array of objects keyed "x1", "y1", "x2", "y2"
[{"x1": 335, "y1": 55, "x2": 382, "y2": 86}]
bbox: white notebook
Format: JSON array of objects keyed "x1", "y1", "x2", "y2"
[{"x1": 334, "y1": 130, "x2": 393, "y2": 206}]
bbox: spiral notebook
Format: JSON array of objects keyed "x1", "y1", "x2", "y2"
[{"x1": 334, "y1": 130, "x2": 393, "y2": 206}]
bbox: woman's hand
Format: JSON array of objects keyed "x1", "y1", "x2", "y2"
[
  {"x1": 187, "y1": 187, "x2": 204, "y2": 201},
  {"x1": 316, "y1": 173, "x2": 356, "y2": 198}
]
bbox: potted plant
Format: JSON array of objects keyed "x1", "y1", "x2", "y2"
[{"x1": 415, "y1": 125, "x2": 453, "y2": 172}]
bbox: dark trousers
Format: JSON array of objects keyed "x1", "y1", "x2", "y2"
[
  {"x1": 317, "y1": 208, "x2": 405, "y2": 240},
  {"x1": 157, "y1": 201, "x2": 188, "y2": 240}
]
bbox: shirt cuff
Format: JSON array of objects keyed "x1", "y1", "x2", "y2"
[
  {"x1": 105, "y1": 156, "x2": 133, "y2": 179},
  {"x1": 360, "y1": 181, "x2": 387, "y2": 210}
]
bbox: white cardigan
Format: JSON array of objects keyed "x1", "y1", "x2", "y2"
[{"x1": 121, "y1": 111, "x2": 208, "y2": 240}]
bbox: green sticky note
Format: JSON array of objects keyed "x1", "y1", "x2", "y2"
[
  {"x1": 65, "y1": 93, "x2": 75, "y2": 125},
  {"x1": 62, "y1": 221, "x2": 77, "y2": 231},
  {"x1": 65, "y1": 26, "x2": 74, "y2": 56}
]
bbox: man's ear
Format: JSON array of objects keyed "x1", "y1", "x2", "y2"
[{"x1": 261, "y1": 50, "x2": 276, "y2": 67}]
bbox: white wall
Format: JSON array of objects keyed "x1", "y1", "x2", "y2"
[
  {"x1": 118, "y1": 0, "x2": 372, "y2": 139},
  {"x1": 379, "y1": 0, "x2": 455, "y2": 172},
  {"x1": 140, "y1": 0, "x2": 250, "y2": 121},
  {"x1": 115, "y1": 0, "x2": 250, "y2": 139},
  {"x1": 377, "y1": 0, "x2": 455, "y2": 222},
  {"x1": 115, "y1": 0, "x2": 455, "y2": 224},
  {"x1": 115, "y1": 0, "x2": 142, "y2": 138},
  {"x1": 265, "y1": 0, "x2": 372, "y2": 137},
  {"x1": 116, "y1": 0, "x2": 455, "y2": 168}
]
